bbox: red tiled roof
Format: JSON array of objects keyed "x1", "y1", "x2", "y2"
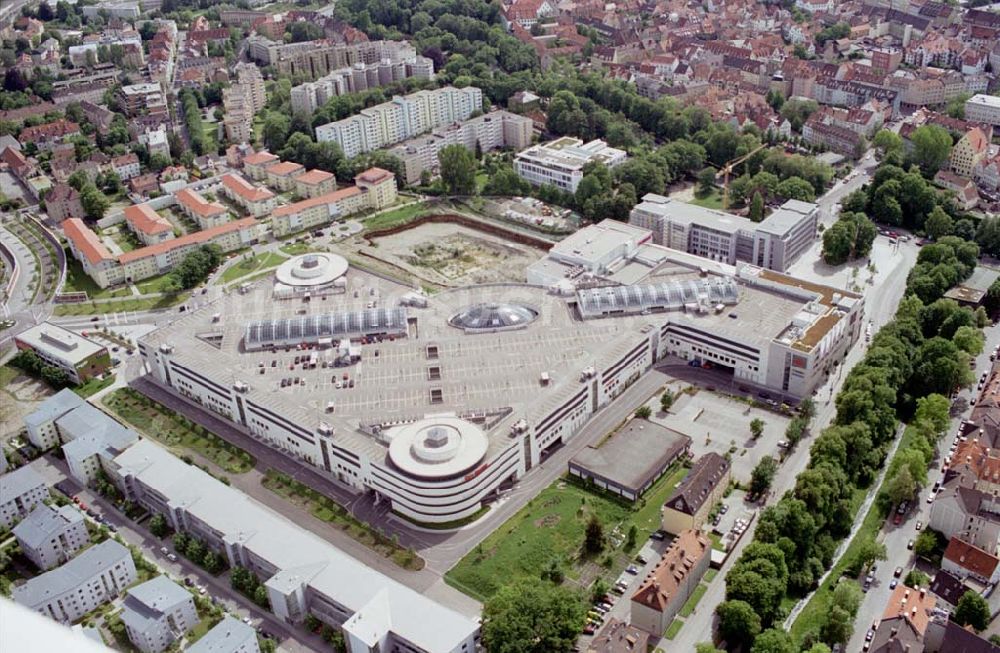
[
  {"x1": 64, "y1": 218, "x2": 113, "y2": 265},
  {"x1": 354, "y1": 167, "x2": 394, "y2": 185},
  {"x1": 944, "y1": 537, "x2": 999, "y2": 579},
  {"x1": 20, "y1": 119, "x2": 80, "y2": 142},
  {"x1": 221, "y1": 173, "x2": 274, "y2": 202},
  {"x1": 882, "y1": 584, "x2": 937, "y2": 636},
  {"x1": 175, "y1": 188, "x2": 227, "y2": 218},
  {"x1": 631, "y1": 529, "x2": 709, "y2": 613},
  {"x1": 124, "y1": 203, "x2": 173, "y2": 235},
  {"x1": 295, "y1": 169, "x2": 334, "y2": 185},
  {"x1": 267, "y1": 161, "x2": 304, "y2": 176},
  {"x1": 272, "y1": 186, "x2": 361, "y2": 218},
  {"x1": 118, "y1": 217, "x2": 257, "y2": 264},
  {"x1": 243, "y1": 151, "x2": 279, "y2": 166}
]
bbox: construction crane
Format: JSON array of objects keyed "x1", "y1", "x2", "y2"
[{"x1": 714, "y1": 143, "x2": 767, "y2": 210}]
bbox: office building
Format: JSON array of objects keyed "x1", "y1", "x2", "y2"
[
  {"x1": 315, "y1": 86, "x2": 483, "y2": 158},
  {"x1": 526, "y1": 218, "x2": 654, "y2": 287},
  {"x1": 514, "y1": 138, "x2": 627, "y2": 193},
  {"x1": 965, "y1": 94, "x2": 1000, "y2": 126},
  {"x1": 107, "y1": 440, "x2": 480, "y2": 652},
  {"x1": 13, "y1": 504, "x2": 89, "y2": 571},
  {"x1": 628, "y1": 195, "x2": 819, "y2": 273},
  {"x1": 387, "y1": 110, "x2": 533, "y2": 185},
  {"x1": 121, "y1": 576, "x2": 199, "y2": 653},
  {"x1": 12, "y1": 540, "x2": 136, "y2": 623},
  {"x1": 0, "y1": 465, "x2": 49, "y2": 529},
  {"x1": 13, "y1": 323, "x2": 111, "y2": 384}
]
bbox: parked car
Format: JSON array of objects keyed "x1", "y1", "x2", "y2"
[
  {"x1": 915, "y1": 521, "x2": 923, "y2": 531},
  {"x1": 626, "y1": 565, "x2": 639, "y2": 575},
  {"x1": 907, "y1": 540, "x2": 914, "y2": 550},
  {"x1": 894, "y1": 567, "x2": 903, "y2": 578}
]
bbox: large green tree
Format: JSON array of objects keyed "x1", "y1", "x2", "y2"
[
  {"x1": 953, "y1": 591, "x2": 990, "y2": 632},
  {"x1": 438, "y1": 144, "x2": 477, "y2": 195},
  {"x1": 909, "y1": 125, "x2": 952, "y2": 177},
  {"x1": 750, "y1": 457, "x2": 778, "y2": 496},
  {"x1": 716, "y1": 599, "x2": 762, "y2": 644},
  {"x1": 481, "y1": 579, "x2": 585, "y2": 653}
]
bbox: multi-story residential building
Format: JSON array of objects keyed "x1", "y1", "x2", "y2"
[
  {"x1": 223, "y1": 84, "x2": 254, "y2": 145},
  {"x1": 929, "y1": 478, "x2": 1000, "y2": 553},
  {"x1": 630, "y1": 529, "x2": 710, "y2": 636},
  {"x1": 220, "y1": 173, "x2": 275, "y2": 217},
  {"x1": 802, "y1": 119, "x2": 865, "y2": 157},
  {"x1": 174, "y1": 188, "x2": 229, "y2": 230},
  {"x1": 13, "y1": 504, "x2": 89, "y2": 571},
  {"x1": 950, "y1": 127, "x2": 990, "y2": 178},
  {"x1": 289, "y1": 55, "x2": 435, "y2": 115},
  {"x1": 388, "y1": 110, "x2": 533, "y2": 185},
  {"x1": 974, "y1": 155, "x2": 1000, "y2": 192},
  {"x1": 112, "y1": 153, "x2": 141, "y2": 180},
  {"x1": 869, "y1": 585, "x2": 940, "y2": 652},
  {"x1": 965, "y1": 94, "x2": 1000, "y2": 127},
  {"x1": 315, "y1": 86, "x2": 484, "y2": 158},
  {"x1": 628, "y1": 195, "x2": 819, "y2": 273},
  {"x1": 249, "y1": 38, "x2": 425, "y2": 81},
  {"x1": 19, "y1": 120, "x2": 81, "y2": 151},
  {"x1": 145, "y1": 127, "x2": 170, "y2": 159},
  {"x1": 942, "y1": 537, "x2": 1000, "y2": 585},
  {"x1": 12, "y1": 540, "x2": 137, "y2": 624},
  {"x1": 0, "y1": 465, "x2": 49, "y2": 529},
  {"x1": 242, "y1": 151, "x2": 280, "y2": 180},
  {"x1": 107, "y1": 440, "x2": 480, "y2": 652},
  {"x1": 661, "y1": 453, "x2": 731, "y2": 534},
  {"x1": 514, "y1": 137, "x2": 627, "y2": 193},
  {"x1": 270, "y1": 167, "x2": 397, "y2": 237},
  {"x1": 62, "y1": 217, "x2": 261, "y2": 288},
  {"x1": 186, "y1": 616, "x2": 259, "y2": 653},
  {"x1": 23, "y1": 389, "x2": 85, "y2": 451},
  {"x1": 117, "y1": 83, "x2": 167, "y2": 117},
  {"x1": 44, "y1": 183, "x2": 83, "y2": 222},
  {"x1": 263, "y1": 161, "x2": 305, "y2": 192},
  {"x1": 13, "y1": 323, "x2": 111, "y2": 384},
  {"x1": 121, "y1": 576, "x2": 199, "y2": 653},
  {"x1": 124, "y1": 204, "x2": 174, "y2": 246},
  {"x1": 293, "y1": 169, "x2": 337, "y2": 198},
  {"x1": 233, "y1": 62, "x2": 266, "y2": 113}
]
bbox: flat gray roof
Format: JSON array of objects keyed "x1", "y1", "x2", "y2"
[
  {"x1": 570, "y1": 419, "x2": 690, "y2": 493},
  {"x1": 24, "y1": 389, "x2": 85, "y2": 428},
  {"x1": 186, "y1": 616, "x2": 255, "y2": 653},
  {"x1": 0, "y1": 465, "x2": 47, "y2": 502},
  {"x1": 13, "y1": 504, "x2": 84, "y2": 550},
  {"x1": 633, "y1": 195, "x2": 751, "y2": 235},
  {"x1": 12, "y1": 540, "x2": 130, "y2": 608},
  {"x1": 756, "y1": 200, "x2": 818, "y2": 237},
  {"x1": 14, "y1": 323, "x2": 106, "y2": 365}
]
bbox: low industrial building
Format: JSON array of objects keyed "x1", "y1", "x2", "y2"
[
  {"x1": 628, "y1": 195, "x2": 819, "y2": 273},
  {"x1": 661, "y1": 452, "x2": 731, "y2": 534},
  {"x1": 107, "y1": 439, "x2": 480, "y2": 653},
  {"x1": 526, "y1": 219, "x2": 657, "y2": 288},
  {"x1": 186, "y1": 616, "x2": 259, "y2": 653},
  {"x1": 12, "y1": 540, "x2": 137, "y2": 623},
  {"x1": 514, "y1": 138, "x2": 627, "y2": 193},
  {"x1": 568, "y1": 419, "x2": 690, "y2": 501},
  {"x1": 13, "y1": 504, "x2": 90, "y2": 571},
  {"x1": 13, "y1": 323, "x2": 111, "y2": 384},
  {"x1": 0, "y1": 466, "x2": 50, "y2": 529},
  {"x1": 121, "y1": 576, "x2": 199, "y2": 653},
  {"x1": 630, "y1": 529, "x2": 710, "y2": 635}
]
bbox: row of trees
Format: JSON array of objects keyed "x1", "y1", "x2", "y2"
[
  {"x1": 171, "y1": 532, "x2": 227, "y2": 575},
  {"x1": 230, "y1": 565, "x2": 271, "y2": 609},
  {"x1": 178, "y1": 87, "x2": 214, "y2": 157},
  {"x1": 9, "y1": 349, "x2": 71, "y2": 388}
]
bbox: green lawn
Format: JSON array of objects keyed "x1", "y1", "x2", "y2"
[
  {"x1": 678, "y1": 583, "x2": 708, "y2": 618},
  {"x1": 664, "y1": 618, "x2": 684, "y2": 640},
  {"x1": 53, "y1": 292, "x2": 190, "y2": 316},
  {"x1": 136, "y1": 273, "x2": 178, "y2": 295},
  {"x1": 361, "y1": 202, "x2": 430, "y2": 232},
  {"x1": 279, "y1": 242, "x2": 321, "y2": 256},
  {"x1": 690, "y1": 189, "x2": 725, "y2": 210},
  {"x1": 74, "y1": 374, "x2": 115, "y2": 398},
  {"x1": 63, "y1": 258, "x2": 131, "y2": 299},
  {"x1": 220, "y1": 252, "x2": 288, "y2": 283},
  {"x1": 631, "y1": 464, "x2": 689, "y2": 538},
  {"x1": 103, "y1": 388, "x2": 255, "y2": 474}
]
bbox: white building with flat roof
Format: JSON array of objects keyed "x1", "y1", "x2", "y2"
[
  {"x1": 12, "y1": 539, "x2": 136, "y2": 623},
  {"x1": 186, "y1": 616, "x2": 259, "y2": 653},
  {"x1": 13, "y1": 504, "x2": 90, "y2": 571},
  {"x1": 121, "y1": 576, "x2": 199, "y2": 653},
  {"x1": 24, "y1": 389, "x2": 86, "y2": 450},
  {"x1": 965, "y1": 94, "x2": 1000, "y2": 126},
  {"x1": 0, "y1": 465, "x2": 49, "y2": 529},
  {"x1": 14, "y1": 323, "x2": 111, "y2": 384},
  {"x1": 526, "y1": 218, "x2": 653, "y2": 285},
  {"x1": 514, "y1": 138, "x2": 627, "y2": 193}
]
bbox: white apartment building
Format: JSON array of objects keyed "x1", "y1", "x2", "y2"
[
  {"x1": 186, "y1": 616, "x2": 259, "y2": 653},
  {"x1": 514, "y1": 138, "x2": 627, "y2": 193},
  {"x1": 23, "y1": 389, "x2": 86, "y2": 450},
  {"x1": 0, "y1": 465, "x2": 49, "y2": 529},
  {"x1": 121, "y1": 576, "x2": 199, "y2": 653},
  {"x1": 387, "y1": 110, "x2": 533, "y2": 184},
  {"x1": 234, "y1": 62, "x2": 266, "y2": 113},
  {"x1": 13, "y1": 504, "x2": 90, "y2": 571},
  {"x1": 223, "y1": 84, "x2": 254, "y2": 144},
  {"x1": 12, "y1": 540, "x2": 137, "y2": 623},
  {"x1": 290, "y1": 55, "x2": 435, "y2": 115},
  {"x1": 315, "y1": 86, "x2": 483, "y2": 158},
  {"x1": 965, "y1": 94, "x2": 1000, "y2": 126}
]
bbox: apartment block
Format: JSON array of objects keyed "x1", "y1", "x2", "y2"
[
  {"x1": 0, "y1": 465, "x2": 49, "y2": 529},
  {"x1": 223, "y1": 85, "x2": 254, "y2": 145},
  {"x1": 12, "y1": 540, "x2": 137, "y2": 624},
  {"x1": 121, "y1": 576, "x2": 199, "y2": 653},
  {"x1": 44, "y1": 183, "x2": 83, "y2": 222},
  {"x1": 248, "y1": 37, "x2": 424, "y2": 81},
  {"x1": 175, "y1": 188, "x2": 229, "y2": 230},
  {"x1": 264, "y1": 161, "x2": 305, "y2": 192},
  {"x1": 628, "y1": 195, "x2": 818, "y2": 273},
  {"x1": 293, "y1": 169, "x2": 337, "y2": 198},
  {"x1": 388, "y1": 110, "x2": 533, "y2": 184},
  {"x1": 290, "y1": 55, "x2": 435, "y2": 115},
  {"x1": 630, "y1": 529, "x2": 710, "y2": 635},
  {"x1": 270, "y1": 167, "x2": 397, "y2": 237},
  {"x1": 233, "y1": 62, "x2": 266, "y2": 113},
  {"x1": 514, "y1": 138, "x2": 627, "y2": 193},
  {"x1": 242, "y1": 151, "x2": 280, "y2": 180},
  {"x1": 117, "y1": 83, "x2": 167, "y2": 117},
  {"x1": 315, "y1": 86, "x2": 483, "y2": 158},
  {"x1": 965, "y1": 94, "x2": 1000, "y2": 126},
  {"x1": 186, "y1": 616, "x2": 259, "y2": 653},
  {"x1": 13, "y1": 504, "x2": 89, "y2": 571},
  {"x1": 124, "y1": 204, "x2": 175, "y2": 246},
  {"x1": 220, "y1": 173, "x2": 275, "y2": 217},
  {"x1": 661, "y1": 453, "x2": 731, "y2": 534}
]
